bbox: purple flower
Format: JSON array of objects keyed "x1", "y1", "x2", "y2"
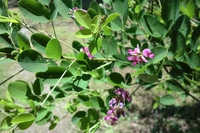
[
  {"x1": 104, "y1": 109, "x2": 119, "y2": 125},
  {"x1": 105, "y1": 88, "x2": 132, "y2": 126},
  {"x1": 80, "y1": 47, "x2": 94, "y2": 59},
  {"x1": 127, "y1": 44, "x2": 154, "y2": 66},
  {"x1": 142, "y1": 49, "x2": 154, "y2": 59}
]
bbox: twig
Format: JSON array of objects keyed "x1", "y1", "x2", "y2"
[
  {"x1": 40, "y1": 59, "x2": 76, "y2": 106},
  {"x1": 130, "y1": 83, "x2": 143, "y2": 96},
  {"x1": 0, "y1": 69, "x2": 24, "y2": 86},
  {"x1": 51, "y1": 21, "x2": 57, "y2": 38}
]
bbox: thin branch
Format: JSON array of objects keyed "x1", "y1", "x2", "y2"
[
  {"x1": 51, "y1": 21, "x2": 57, "y2": 38},
  {"x1": 130, "y1": 83, "x2": 143, "y2": 96},
  {"x1": 163, "y1": 66, "x2": 200, "y2": 103},
  {"x1": 40, "y1": 59, "x2": 76, "y2": 106},
  {"x1": 0, "y1": 69, "x2": 24, "y2": 86}
]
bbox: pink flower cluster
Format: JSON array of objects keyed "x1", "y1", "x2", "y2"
[
  {"x1": 104, "y1": 88, "x2": 132, "y2": 125},
  {"x1": 127, "y1": 45, "x2": 154, "y2": 66},
  {"x1": 80, "y1": 47, "x2": 94, "y2": 59}
]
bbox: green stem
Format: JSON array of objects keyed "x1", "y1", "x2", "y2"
[
  {"x1": 62, "y1": 56, "x2": 116, "y2": 62},
  {"x1": 51, "y1": 21, "x2": 57, "y2": 38},
  {"x1": 0, "y1": 110, "x2": 13, "y2": 118},
  {"x1": 40, "y1": 59, "x2": 76, "y2": 106},
  {"x1": 0, "y1": 69, "x2": 24, "y2": 86},
  {"x1": 130, "y1": 83, "x2": 143, "y2": 96}
]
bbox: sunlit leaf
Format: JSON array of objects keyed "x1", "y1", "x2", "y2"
[
  {"x1": 12, "y1": 113, "x2": 35, "y2": 124},
  {"x1": 74, "y1": 10, "x2": 91, "y2": 29},
  {"x1": 8, "y1": 81, "x2": 31, "y2": 101},
  {"x1": 46, "y1": 38, "x2": 62, "y2": 60}
]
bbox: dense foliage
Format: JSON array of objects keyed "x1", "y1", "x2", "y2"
[{"x1": 0, "y1": 0, "x2": 200, "y2": 132}]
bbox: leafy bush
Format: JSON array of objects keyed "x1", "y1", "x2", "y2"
[{"x1": 0, "y1": 0, "x2": 200, "y2": 132}]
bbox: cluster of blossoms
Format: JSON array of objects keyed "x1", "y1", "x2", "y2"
[
  {"x1": 104, "y1": 88, "x2": 132, "y2": 125},
  {"x1": 80, "y1": 47, "x2": 94, "y2": 59},
  {"x1": 127, "y1": 44, "x2": 154, "y2": 66}
]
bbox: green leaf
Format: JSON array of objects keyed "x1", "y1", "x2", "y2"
[
  {"x1": 161, "y1": 0, "x2": 179, "y2": 22},
  {"x1": 31, "y1": 33, "x2": 50, "y2": 53},
  {"x1": 75, "y1": 29, "x2": 92, "y2": 38},
  {"x1": 78, "y1": 94, "x2": 90, "y2": 105},
  {"x1": 173, "y1": 15, "x2": 190, "y2": 38},
  {"x1": 171, "y1": 30, "x2": 186, "y2": 57},
  {"x1": 112, "y1": 0, "x2": 128, "y2": 15},
  {"x1": 71, "y1": 111, "x2": 87, "y2": 125},
  {"x1": 175, "y1": 62, "x2": 192, "y2": 74},
  {"x1": 185, "y1": 50, "x2": 200, "y2": 69},
  {"x1": 73, "y1": 74, "x2": 91, "y2": 92},
  {"x1": 131, "y1": 64, "x2": 149, "y2": 77},
  {"x1": 141, "y1": 14, "x2": 165, "y2": 37},
  {"x1": 18, "y1": 50, "x2": 48, "y2": 72},
  {"x1": 46, "y1": 38, "x2": 62, "y2": 60},
  {"x1": 35, "y1": 108, "x2": 49, "y2": 122},
  {"x1": 148, "y1": 47, "x2": 168, "y2": 64},
  {"x1": 194, "y1": 0, "x2": 200, "y2": 7},
  {"x1": 169, "y1": 68, "x2": 183, "y2": 79},
  {"x1": 89, "y1": 38, "x2": 102, "y2": 55},
  {"x1": 77, "y1": 52, "x2": 91, "y2": 71},
  {"x1": 89, "y1": 96, "x2": 105, "y2": 109},
  {"x1": 0, "y1": 23, "x2": 8, "y2": 34},
  {"x1": 8, "y1": 81, "x2": 31, "y2": 101},
  {"x1": 110, "y1": 16, "x2": 122, "y2": 31},
  {"x1": 18, "y1": 0, "x2": 51, "y2": 23},
  {"x1": 18, "y1": 120, "x2": 34, "y2": 130},
  {"x1": 102, "y1": 13, "x2": 119, "y2": 26},
  {"x1": 17, "y1": 31, "x2": 30, "y2": 50},
  {"x1": 0, "y1": 16, "x2": 18, "y2": 23},
  {"x1": 36, "y1": 112, "x2": 53, "y2": 125},
  {"x1": 166, "y1": 80, "x2": 183, "y2": 92},
  {"x1": 102, "y1": 26, "x2": 112, "y2": 35},
  {"x1": 49, "y1": 0, "x2": 58, "y2": 20},
  {"x1": 57, "y1": 0, "x2": 72, "y2": 18},
  {"x1": 160, "y1": 95, "x2": 175, "y2": 106},
  {"x1": 12, "y1": 113, "x2": 35, "y2": 124},
  {"x1": 88, "y1": 108, "x2": 99, "y2": 123},
  {"x1": 79, "y1": 117, "x2": 89, "y2": 130},
  {"x1": 138, "y1": 74, "x2": 158, "y2": 83},
  {"x1": 135, "y1": 5, "x2": 141, "y2": 14},
  {"x1": 74, "y1": 10, "x2": 92, "y2": 29},
  {"x1": 36, "y1": 66, "x2": 73, "y2": 84},
  {"x1": 191, "y1": 25, "x2": 200, "y2": 51},
  {"x1": 102, "y1": 37, "x2": 118, "y2": 56},
  {"x1": 33, "y1": 78, "x2": 44, "y2": 95},
  {"x1": 1, "y1": 117, "x2": 13, "y2": 129},
  {"x1": 108, "y1": 72, "x2": 125, "y2": 87},
  {"x1": 180, "y1": 0, "x2": 195, "y2": 18}
]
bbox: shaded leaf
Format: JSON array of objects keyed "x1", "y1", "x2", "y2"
[
  {"x1": 160, "y1": 95, "x2": 175, "y2": 106},
  {"x1": 18, "y1": 0, "x2": 51, "y2": 23},
  {"x1": 18, "y1": 50, "x2": 48, "y2": 72},
  {"x1": 36, "y1": 66, "x2": 73, "y2": 84},
  {"x1": 31, "y1": 33, "x2": 50, "y2": 53},
  {"x1": 141, "y1": 15, "x2": 165, "y2": 37}
]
